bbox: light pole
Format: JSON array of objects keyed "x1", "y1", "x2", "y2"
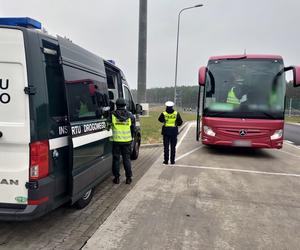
[
  {"x1": 174, "y1": 4, "x2": 203, "y2": 105},
  {"x1": 137, "y1": 0, "x2": 147, "y2": 104}
]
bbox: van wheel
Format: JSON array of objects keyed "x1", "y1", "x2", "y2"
[
  {"x1": 74, "y1": 188, "x2": 93, "y2": 209},
  {"x1": 131, "y1": 138, "x2": 140, "y2": 160}
]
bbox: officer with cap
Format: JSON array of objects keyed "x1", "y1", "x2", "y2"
[
  {"x1": 158, "y1": 101, "x2": 183, "y2": 165},
  {"x1": 111, "y1": 98, "x2": 136, "y2": 184}
]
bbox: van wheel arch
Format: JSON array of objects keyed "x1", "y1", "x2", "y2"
[{"x1": 74, "y1": 188, "x2": 94, "y2": 209}]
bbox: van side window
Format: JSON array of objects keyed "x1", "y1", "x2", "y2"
[
  {"x1": 123, "y1": 85, "x2": 135, "y2": 113},
  {"x1": 42, "y1": 40, "x2": 67, "y2": 118},
  {"x1": 65, "y1": 77, "x2": 109, "y2": 122}
]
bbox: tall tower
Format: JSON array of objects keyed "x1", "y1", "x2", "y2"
[{"x1": 137, "y1": 0, "x2": 147, "y2": 103}]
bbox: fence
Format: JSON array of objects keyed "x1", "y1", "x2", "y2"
[{"x1": 285, "y1": 98, "x2": 300, "y2": 116}]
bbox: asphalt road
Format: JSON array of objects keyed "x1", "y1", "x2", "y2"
[
  {"x1": 284, "y1": 123, "x2": 300, "y2": 145},
  {"x1": 0, "y1": 147, "x2": 161, "y2": 250},
  {"x1": 85, "y1": 122, "x2": 300, "y2": 250}
]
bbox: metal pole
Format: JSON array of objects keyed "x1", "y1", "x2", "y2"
[
  {"x1": 137, "y1": 0, "x2": 147, "y2": 104},
  {"x1": 289, "y1": 98, "x2": 292, "y2": 117},
  {"x1": 174, "y1": 11, "x2": 181, "y2": 105},
  {"x1": 173, "y1": 4, "x2": 203, "y2": 105}
]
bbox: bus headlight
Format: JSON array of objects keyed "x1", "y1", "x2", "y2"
[
  {"x1": 271, "y1": 129, "x2": 283, "y2": 140},
  {"x1": 204, "y1": 126, "x2": 216, "y2": 137}
]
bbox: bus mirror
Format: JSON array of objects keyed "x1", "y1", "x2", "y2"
[
  {"x1": 293, "y1": 66, "x2": 300, "y2": 87},
  {"x1": 136, "y1": 104, "x2": 143, "y2": 115},
  {"x1": 198, "y1": 67, "x2": 207, "y2": 86}
]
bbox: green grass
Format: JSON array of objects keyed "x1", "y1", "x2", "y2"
[
  {"x1": 140, "y1": 109, "x2": 196, "y2": 144},
  {"x1": 285, "y1": 116, "x2": 300, "y2": 123}
]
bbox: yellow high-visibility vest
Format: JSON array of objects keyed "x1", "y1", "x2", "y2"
[
  {"x1": 226, "y1": 87, "x2": 240, "y2": 105},
  {"x1": 163, "y1": 111, "x2": 178, "y2": 127},
  {"x1": 111, "y1": 114, "x2": 132, "y2": 142}
]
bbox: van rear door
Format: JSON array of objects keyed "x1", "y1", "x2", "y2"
[{"x1": 0, "y1": 28, "x2": 30, "y2": 205}]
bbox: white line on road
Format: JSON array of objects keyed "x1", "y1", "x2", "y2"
[
  {"x1": 176, "y1": 122, "x2": 193, "y2": 149},
  {"x1": 284, "y1": 140, "x2": 295, "y2": 145},
  {"x1": 283, "y1": 141, "x2": 300, "y2": 150},
  {"x1": 278, "y1": 149, "x2": 300, "y2": 158},
  {"x1": 175, "y1": 146, "x2": 202, "y2": 162},
  {"x1": 174, "y1": 164, "x2": 300, "y2": 178}
]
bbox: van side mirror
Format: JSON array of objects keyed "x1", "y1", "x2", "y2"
[
  {"x1": 136, "y1": 104, "x2": 143, "y2": 115},
  {"x1": 292, "y1": 66, "x2": 300, "y2": 87},
  {"x1": 198, "y1": 66, "x2": 207, "y2": 86}
]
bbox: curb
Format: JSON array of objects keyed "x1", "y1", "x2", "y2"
[
  {"x1": 140, "y1": 143, "x2": 163, "y2": 148},
  {"x1": 140, "y1": 121, "x2": 190, "y2": 148}
]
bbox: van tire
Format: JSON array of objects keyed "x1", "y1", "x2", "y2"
[
  {"x1": 131, "y1": 138, "x2": 140, "y2": 160},
  {"x1": 74, "y1": 188, "x2": 94, "y2": 209}
]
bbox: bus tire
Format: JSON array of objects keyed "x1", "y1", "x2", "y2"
[
  {"x1": 74, "y1": 188, "x2": 94, "y2": 209},
  {"x1": 131, "y1": 138, "x2": 140, "y2": 160}
]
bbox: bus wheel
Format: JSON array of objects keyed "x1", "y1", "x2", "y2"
[
  {"x1": 131, "y1": 138, "x2": 140, "y2": 160},
  {"x1": 75, "y1": 188, "x2": 94, "y2": 209}
]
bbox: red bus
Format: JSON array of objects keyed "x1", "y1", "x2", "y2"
[{"x1": 196, "y1": 54, "x2": 300, "y2": 149}]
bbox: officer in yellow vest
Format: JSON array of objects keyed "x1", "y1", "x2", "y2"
[
  {"x1": 226, "y1": 72, "x2": 247, "y2": 106},
  {"x1": 111, "y1": 98, "x2": 136, "y2": 184},
  {"x1": 158, "y1": 101, "x2": 183, "y2": 165},
  {"x1": 226, "y1": 87, "x2": 241, "y2": 105}
]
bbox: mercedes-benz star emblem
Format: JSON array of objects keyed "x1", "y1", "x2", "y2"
[{"x1": 239, "y1": 129, "x2": 247, "y2": 136}]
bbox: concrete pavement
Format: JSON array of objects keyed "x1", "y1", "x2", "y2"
[
  {"x1": 84, "y1": 122, "x2": 300, "y2": 250},
  {"x1": 0, "y1": 147, "x2": 161, "y2": 250},
  {"x1": 284, "y1": 123, "x2": 300, "y2": 146}
]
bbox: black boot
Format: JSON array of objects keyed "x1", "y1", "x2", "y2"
[
  {"x1": 113, "y1": 177, "x2": 120, "y2": 184},
  {"x1": 126, "y1": 177, "x2": 132, "y2": 184}
]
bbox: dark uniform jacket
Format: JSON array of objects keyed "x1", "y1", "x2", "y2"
[{"x1": 158, "y1": 107, "x2": 183, "y2": 136}]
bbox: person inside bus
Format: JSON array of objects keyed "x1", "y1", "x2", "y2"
[{"x1": 226, "y1": 71, "x2": 248, "y2": 106}]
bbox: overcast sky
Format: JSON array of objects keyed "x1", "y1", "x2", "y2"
[{"x1": 0, "y1": 0, "x2": 299, "y2": 89}]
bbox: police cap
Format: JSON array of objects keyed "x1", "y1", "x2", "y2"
[{"x1": 165, "y1": 101, "x2": 174, "y2": 107}]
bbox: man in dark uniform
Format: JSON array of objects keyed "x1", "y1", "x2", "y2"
[
  {"x1": 158, "y1": 101, "x2": 183, "y2": 165},
  {"x1": 111, "y1": 98, "x2": 136, "y2": 184}
]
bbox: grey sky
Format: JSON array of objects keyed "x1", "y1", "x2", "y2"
[{"x1": 0, "y1": 0, "x2": 299, "y2": 89}]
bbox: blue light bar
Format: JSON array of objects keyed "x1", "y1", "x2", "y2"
[
  {"x1": 0, "y1": 17, "x2": 41, "y2": 29},
  {"x1": 107, "y1": 60, "x2": 116, "y2": 65}
]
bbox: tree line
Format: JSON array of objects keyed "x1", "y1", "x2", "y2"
[{"x1": 131, "y1": 85, "x2": 199, "y2": 109}]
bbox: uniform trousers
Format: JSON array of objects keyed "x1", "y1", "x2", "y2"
[
  {"x1": 163, "y1": 135, "x2": 177, "y2": 163},
  {"x1": 112, "y1": 142, "x2": 132, "y2": 178}
]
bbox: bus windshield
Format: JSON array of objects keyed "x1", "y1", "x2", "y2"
[{"x1": 203, "y1": 59, "x2": 286, "y2": 119}]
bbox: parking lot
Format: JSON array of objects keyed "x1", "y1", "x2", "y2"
[
  {"x1": 0, "y1": 147, "x2": 161, "y2": 250},
  {"x1": 85, "y1": 122, "x2": 300, "y2": 250}
]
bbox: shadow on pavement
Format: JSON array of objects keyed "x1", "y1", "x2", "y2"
[{"x1": 202, "y1": 145, "x2": 276, "y2": 159}]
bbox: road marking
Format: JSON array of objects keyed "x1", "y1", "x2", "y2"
[
  {"x1": 278, "y1": 149, "x2": 300, "y2": 158},
  {"x1": 176, "y1": 122, "x2": 193, "y2": 149},
  {"x1": 283, "y1": 141, "x2": 300, "y2": 150},
  {"x1": 175, "y1": 146, "x2": 202, "y2": 161},
  {"x1": 174, "y1": 164, "x2": 300, "y2": 178},
  {"x1": 284, "y1": 140, "x2": 295, "y2": 145}
]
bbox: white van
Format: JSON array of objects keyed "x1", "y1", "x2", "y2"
[{"x1": 0, "y1": 17, "x2": 142, "y2": 220}]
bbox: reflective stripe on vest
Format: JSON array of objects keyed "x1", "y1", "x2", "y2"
[
  {"x1": 163, "y1": 111, "x2": 178, "y2": 127},
  {"x1": 111, "y1": 114, "x2": 132, "y2": 142},
  {"x1": 226, "y1": 87, "x2": 240, "y2": 105}
]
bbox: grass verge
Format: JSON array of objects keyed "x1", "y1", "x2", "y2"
[
  {"x1": 285, "y1": 116, "x2": 300, "y2": 123},
  {"x1": 140, "y1": 109, "x2": 196, "y2": 144}
]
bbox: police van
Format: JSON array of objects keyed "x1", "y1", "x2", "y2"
[{"x1": 0, "y1": 17, "x2": 142, "y2": 220}]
